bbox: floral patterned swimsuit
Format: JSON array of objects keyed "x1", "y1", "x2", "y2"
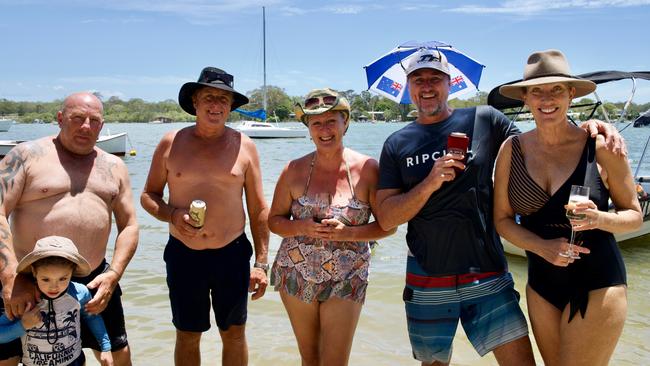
[{"x1": 271, "y1": 155, "x2": 372, "y2": 304}]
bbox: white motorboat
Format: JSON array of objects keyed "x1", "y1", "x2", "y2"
[
  {"x1": 0, "y1": 132, "x2": 128, "y2": 157},
  {"x1": 488, "y1": 70, "x2": 650, "y2": 256},
  {"x1": 234, "y1": 121, "x2": 307, "y2": 139},
  {"x1": 0, "y1": 119, "x2": 14, "y2": 132}
]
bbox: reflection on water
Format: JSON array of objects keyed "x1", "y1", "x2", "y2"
[{"x1": 6, "y1": 122, "x2": 646, "y2": 365}]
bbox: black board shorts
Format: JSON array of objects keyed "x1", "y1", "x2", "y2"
[
  {"x1": 164, "y1": 233, "x2": 253, "y2": 332},
  {"x1": 73, "y1": 259, "x2": 130, "y2": 352}
]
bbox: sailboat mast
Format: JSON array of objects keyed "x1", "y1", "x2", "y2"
[{"x1": 262, "y1": 6, "x2": 267, "y2": 118}]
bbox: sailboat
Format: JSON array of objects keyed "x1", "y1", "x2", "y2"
[{"x1": 234, "y1": 7, "x2": 307, "y2": 139}]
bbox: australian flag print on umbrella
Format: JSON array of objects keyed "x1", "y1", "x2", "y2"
[
  {"x1": 364, "y1": 40, "x2": 485, "y2": 104},
  {"x1": 376, "y1": 76, "x2": 403, "y2": 97}
]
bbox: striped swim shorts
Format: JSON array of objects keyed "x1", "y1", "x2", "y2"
[{"x1": 403, "y1": 256, "x2": 529, "y2": 364}]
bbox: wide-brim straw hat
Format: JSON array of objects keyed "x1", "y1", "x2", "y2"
[
  {"x1": 294, "y1": 88, "x2": 351, "y2": 127},
  {"x1": 499, "y1": 49, "x2": 596, "y2": 101},
  {"x1": 178, "y1": 67, "x2": 249, "y2": 115},
  {"x1": 17, "y1": 236, "x2": 91, "y2": 276}
]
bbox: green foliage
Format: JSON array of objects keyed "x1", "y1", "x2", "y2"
[{"x1": 1, "y1": 89, "x2": 647, "y2": 124}]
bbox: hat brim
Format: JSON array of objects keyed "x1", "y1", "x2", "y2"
[
  {"x1": 17, "y1": 249, "x2": 91, "y2": 277},
  {"x1": 294, "y1": 101, "x2": 350, "y2": 127},
  {"x1": 499, "y1": 76, "x2": 596, "y2": 101},
  {"x1": 406, "y1": 63, "x2": 450, "y2": 77},
  {"x1": 178, "y1": 82, "x2": 249, "y2": 115}
]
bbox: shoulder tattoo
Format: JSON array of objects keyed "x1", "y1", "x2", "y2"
[
  {"x1": 0, "y1": 227, "x2": 10, "y2": 272},
  {"x1": 0, "y1": 142, "x2": 46, "y2": 203},
  {"x1": 0, "y1": 150, "x2": 27, "y2": 203}
]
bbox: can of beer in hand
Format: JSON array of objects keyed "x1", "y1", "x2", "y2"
[
  {"x1": 447, "y1": 132, "x2": 469, "y2": 158},
  {"x1": 447, "y1": 132, "x2": 470, "y2": 174},
  {"x1": 189, "y1": 200, "x2": 206, "y2": 228}
]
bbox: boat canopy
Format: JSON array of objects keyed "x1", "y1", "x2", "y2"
[
  {"x1": 234, "y1": 108, "x2": 267, "y2": 120},
  {"x1": 488, "y1": 71, "x2": 650, "y2": 111},
  {"x1": 634, "y1": 113, "x2": 650, "y2": 127}
]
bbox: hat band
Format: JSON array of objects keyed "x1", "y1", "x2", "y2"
[
  {"x1": 523, "y1": 72, "x2": 578, "y2": 81},
  {"x1": 203, "y1": 73, "x2": 234, "y2": 88}
]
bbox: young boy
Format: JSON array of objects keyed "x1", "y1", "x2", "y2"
[{"x1": 0, "y1": 236, "x2": 113, "y2": 366}]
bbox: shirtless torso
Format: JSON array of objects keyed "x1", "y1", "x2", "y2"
[
  {"x1": 6, "y1": 137, "x2": 130, "y2": 268},
  {"x1": 149, "y1": 126, "x2": 262, "y2": 249}
]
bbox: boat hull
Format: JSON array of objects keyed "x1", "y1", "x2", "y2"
[
  {"x1": 0, "y1": 119, "x2": 13, "y2": 132},
  {"x1": 0, "y1": 132, "x2": 127, "y2": 157},
  {"x1": 234, "y1": 121, "x2": 307, "y2": 139}
]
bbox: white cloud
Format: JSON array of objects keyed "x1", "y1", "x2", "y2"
[
  {"x1": 448, "y1": 0, "x2": 650, "y2": 15},
  {"x1": 91, "y1": 90, "x2": 127, "y2": 99},
  {"x1": 399, "y1": 4, "x2": 441, "y2": 11},
  {"x1": 326, "y1": 5, "x2": 364, "y2": 14}
]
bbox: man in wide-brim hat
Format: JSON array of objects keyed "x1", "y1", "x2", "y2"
[
  {"x1": 178, "y1": 67, "x2": 249, "y2": 115},
  {"x1": 141, "y1": 67, "x2": 270, "y2": 365}
]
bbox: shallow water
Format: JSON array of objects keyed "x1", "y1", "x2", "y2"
[{"x1": 4, "y1": 122, "x2": 648, "y2": 365}]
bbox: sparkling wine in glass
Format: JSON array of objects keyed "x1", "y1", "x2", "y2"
[
  {"x1": 561, "y1": 185, "x2": 590, "y2": 259},
  {"x1": 312, "y1": 193, "x2": 332, "y2": 249}
]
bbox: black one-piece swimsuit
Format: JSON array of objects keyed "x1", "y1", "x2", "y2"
[{"x1": 507, "y1": 136, "x2": 626, "y2": 321}]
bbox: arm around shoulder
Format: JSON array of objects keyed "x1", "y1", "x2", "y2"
[{"x1": 594, "y1": 135, "x2": 642, "y2": 233}]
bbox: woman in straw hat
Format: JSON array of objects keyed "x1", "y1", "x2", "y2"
[
  {"x1": 268, "y1": 88, "x2": 395, "y2": 365},
  {"x1": 0, "y1": 236, "x2": 113, "y2": 366},
  {"x1": 493, "y1": 49, "x2": 642, "y2": 365}
]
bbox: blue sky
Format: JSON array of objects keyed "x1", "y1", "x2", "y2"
[{"x1": 1, "y1": 0, "x2": 649, "y2": 104}]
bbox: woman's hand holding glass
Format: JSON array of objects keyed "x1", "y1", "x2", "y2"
[{"x1": 561, "y1": 185, "x2": 592, "y2": 259}]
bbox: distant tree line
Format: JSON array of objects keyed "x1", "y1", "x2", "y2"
[{"x1": 1, "y1": 88, "x2": 648, "y2": 123}]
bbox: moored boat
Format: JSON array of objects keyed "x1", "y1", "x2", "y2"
[
  {"x1": 0, "y1": 119, "x2": 13, "y2": 132},
  {"x1": 234, "y1": 121, "x2": 307, "y2": 139},
  {"x1": 0, "y1": 132, "x2": 128, "y2": 157}
]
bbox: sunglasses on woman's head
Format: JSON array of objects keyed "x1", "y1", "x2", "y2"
[{"x1": 304, "y1": 95, "x2": 338, "y2": 110}]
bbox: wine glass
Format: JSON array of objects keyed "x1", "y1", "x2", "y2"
[
  {"x1": 561, "y1": 185, "x2": 590, "y2": 259},
  {"x1": 312, "y1": 193, "x2": 332, "y2": 249}
]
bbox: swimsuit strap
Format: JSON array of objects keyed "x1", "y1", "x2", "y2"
[
  {"x1": 302, "y1": 152, "x2": 317, "y2": 196},
  {"x1": 303, "y1": 150, "x2": 357, "y2": 200},
  {"x1": 344, "y1": 157, "x2": 358, "y2": 201}
]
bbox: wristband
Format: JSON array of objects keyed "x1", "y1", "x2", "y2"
[
  {"x1": 105, "y1": 265, "x2": 121, "y2": 278},
  {"x1": 253, "y1": 262, "x2": 269, "y2": 273}
]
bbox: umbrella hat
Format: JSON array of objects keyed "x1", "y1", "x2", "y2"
[{"x1": 364, "y1": 41, "x2": 485, "y2": 104}]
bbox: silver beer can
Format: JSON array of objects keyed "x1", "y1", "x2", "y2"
[{"x1": 189, "y1": 200, "x2": 206, "y2": 228}]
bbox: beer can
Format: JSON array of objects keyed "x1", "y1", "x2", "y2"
[
  {"x1": 189, "y1": 200, "x2": 206, "y2": 228},
  {"x1": 447, "y1": 132, "x2": 470, "y2": 174},
  {"x1": 447, "y1": 132, "x2": 469, "y2": 157}
]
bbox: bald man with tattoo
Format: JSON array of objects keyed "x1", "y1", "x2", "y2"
[{"x1": 0, "y1": 92, "x2": 139, "y2": 366}]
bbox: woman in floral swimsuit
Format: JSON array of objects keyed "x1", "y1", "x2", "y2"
[{"x1": 269, "y1": 88, "x2": 395, "y2": 365}]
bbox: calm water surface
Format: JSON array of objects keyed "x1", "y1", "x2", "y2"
[{"x1": 4, "y1": 121, "x2": 649, "y2": 365}]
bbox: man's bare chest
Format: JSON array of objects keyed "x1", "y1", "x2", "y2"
[{"x1": 23, "y1": 163, "x2": 120, "y2": 204}]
